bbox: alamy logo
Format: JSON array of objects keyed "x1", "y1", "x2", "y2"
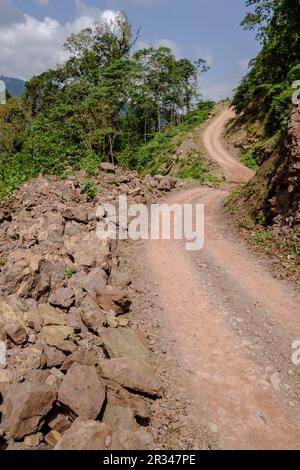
[
  {"x1": 292, "y1": 81, "x2": 300, "y2": 105},
  {"x1": 292, "y1": 340, "x2": 300, "y2": 366},
  {"x1": 0, "y1": 341, "x2": 6, "y2": 365},
  {"x1": 96, "y1": 195, "x2": 205, "y2": 251}
]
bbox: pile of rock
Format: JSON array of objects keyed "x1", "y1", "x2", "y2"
[{"x1": 0, "y1": 166, "x2": 178, "y2": 450}]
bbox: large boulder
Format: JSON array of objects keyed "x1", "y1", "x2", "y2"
[
  {"x1": 110, "y1": 430, "x2": 151, "y2": 450},
  {"x1": 4, "y1": 321, "x2": 27, "y2": 345},
  {"x1": 100, "y1": 162, "x2": 116, "y2": 174},
  {"x1": 0, "y1": 251, "x2": 42, "y2": 298},
  {"x1": 79, "y1": 268, "x2": 108, "y2": 295},
  {"x1": 101, "y1": 328, "x2": 149, "y2": 360},
  {"x1": 105, "y1": 380, "x2": 150, "y2": 420},
  {"x1": 41, "y1": 325, "x2": 75, "y2": 348},
  {"x1": 2, "y1": 382, "x2": 57, "y2": 440},
  {"x1": 64, "y1": 233, "x2": 111, "y2": 270},
  {"x1": 7, "y1": 347, "x2": 47, "y2": 372},
  {"x1": 48, "y1": 288, "x2": 75, "y2": 309},
  {"x1": 54, "y1": 419, "x2": 110, "y2": 450},
  {"x1": 58, "y1": 363, "x2": 105, "y2": 419},
  {"x1": 80, "y1": 295, "x2": 106, "y2": 333},
  {"x1": 38, "y1": 304, "x2": 66, "y2": 326},
  {"x1": 103, "y1": 405, "x2": 136, "y2": 432},
  {"x1": 94, "y1": 287, "x2": 131, "y2": 315},
  {"x1": 101, "y1": 358, "x2": 163, "y2": 397}
]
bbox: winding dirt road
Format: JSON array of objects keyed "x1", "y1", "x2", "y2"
[{"x1": 145, "y1": 107, "x2": 300, "y2": 449}]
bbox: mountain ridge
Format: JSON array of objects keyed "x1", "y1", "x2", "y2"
[{"x1": 0, "y1": 76, "x2": 25, "y2": 97}]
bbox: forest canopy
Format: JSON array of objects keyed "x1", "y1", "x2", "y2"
[
  {"x1": 0, "y1": 13, "x2": 211, "y2": 200},
  {"x1": 233, "y1": 0, "x2": 300, "y2": 135}
]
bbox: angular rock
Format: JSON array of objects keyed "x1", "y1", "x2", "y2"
[
  {"x1": 54, "y1": 419, "x2": 110, "y2": 450},
  {"x1": 157, "y1": 176, "x2": 177, "y2": 192},
  {"x1": 135, "y1": 429, "x2": 155, "y2": 449},
  {"x1": 105, "y1": 380, "x2": 150, "y2": 420},
  {"x1": 24, "y1": 433, "x2": 43, "y2": 448},
  {"x1": 80, "y1": 295, "x2": 105, "y2": 333},
  {"x1": 0, "y1": 297, "x2": 27, "y2": 333},
  {"x1": 45, "y1": 430, "x2": 61, "y2": 447},
  {"x1": 110, "y1": 430, "x2": 150, "y2": 450},
  {"x1": 63, "y1": 206, "x2": 88, "y2": 224},
  {"x1": 43, "y1": 345, "x2": 66, "y2": 368},
  {"x1": 24, "y1": 369, "x2": 51, "y2": 384},
  {"x1": 48, "y1": 288, "x2": 75, "y2": 309},
  {"x1": 80, "y1": 268, "x2": 108, "y2": 295},
  {"x1": 38, "y1": 303, "x2": 66, "y2": 326},
  {"x1": 60, "y1": 348, "x2": 95, "y2": 372},
  {"x1": 58, "y1": 363, "x2": 105, "y2": 419},
  {"x1": 0, "y1": 368, "x2": 15, "y2": 385},
  {"x1": 95, "y1": 287, "x2": 131, "y2": 315},
  {"x1": 103, "y1": 405, "x2": 136, "y2": 432},
  {"x1": 52, "y1": 340, "x2": 77, "y2": 355},
  {"x1": 64, "y1": 233, "x2": 111, "y2": 270},
  {"x1": 48, "y1": 413, "x2": 71, "y2": 434},
  {"x1": 2, "y1": 382, "x2": 56, "y2": 439},
  {"x1": 23, "y1": 310, "x2": 42, "y2": 332},
  {"x1": 100, "y1": 162, "x2": 116, "y2": 173},
  {"x1": 101, "y1": 328, "x2": 149, "y2": 360},
  {"x1": 7, "y1": 347, "x2": 47, "y2": 372},
  {"x1": 0, "y1": 251, "x2": 43, "y2": 298},
  {"x1": 41, "y1": 325, "x2": 75, "y2": 348},
  {"x1": 4, "y1": 321, "x2": 27, "y2": 345},
  {"x1": 37, "y1": 212, "x2": 65, "y2": 243},
  {"x1": 101, "y1": 358, "x2": 163, "y2": 397},
  {"x1": 106, "y1": 312, "x2": 119, "y2": 328}
]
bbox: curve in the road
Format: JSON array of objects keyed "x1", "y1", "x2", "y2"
[{"x1": 145, "y1": 108, "x2": 300, "y2": 450}]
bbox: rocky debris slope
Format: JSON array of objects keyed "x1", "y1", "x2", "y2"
[
  {"x1": 226, "y1": 105, "x2": 300, "y2": 234},
  {"x1": 267, "y1": 105, "x2": 300, "y2": 231},
  {"x1": 0, "y1": 166, "x2": 179, "y2": 450}
]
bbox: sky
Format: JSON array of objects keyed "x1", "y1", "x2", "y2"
[{"x1": 0, "y1": 0, "x2": 260, "y2": 100}]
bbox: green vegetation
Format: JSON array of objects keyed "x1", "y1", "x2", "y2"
[
  {"x1": 241, "y1": 151, "x2": 259, "y2": 170},
  {"x1": 233, "y1": 0, "x2": 300, "y2": 149},
  {"x1": 64, "y1": 266, "x2": 76, "y2": 279},
  {"x1": 81, "y1": 181, "x2": 98, "y2": 200},
  {"x1": 0, "y1": 14, "x2": 212, "y2": 202},
  {"x1": 118, "y1": 101, "x2": 215, "y2": 177}
]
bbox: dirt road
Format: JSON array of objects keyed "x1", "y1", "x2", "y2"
[{"x1": 143, "y1": 108, "x2": 300, "y2": 449}]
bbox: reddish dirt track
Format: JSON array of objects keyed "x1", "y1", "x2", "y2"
[{"x1": 144, "y1": 108, "x2": 300, "y2": 450}]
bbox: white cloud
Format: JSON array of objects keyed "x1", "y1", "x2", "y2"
[
  {"x1": 199, "y1": 76, "x2": 239, "y2": 101},
  {"x1": 0, "y1": 2, "x2": 119, "y2": 80},
  {"x1": 135, "y1": 38, "x2": 182, "y2": 57},
  {"x1": 154, "y1": 38, "x2": 182, "y2": 58}
]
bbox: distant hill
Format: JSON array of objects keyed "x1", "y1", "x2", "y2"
[{"x1": 0, "y1": 76, "x2": 25, "y2": 97}]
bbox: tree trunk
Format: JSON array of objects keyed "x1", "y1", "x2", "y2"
[{"x1": 157, "y1": 103, "x2": 161, "y2": 132}]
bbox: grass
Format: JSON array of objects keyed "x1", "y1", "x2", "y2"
[
  {"x1": 118, "y1": 101, "x2": 216, "y2": 181},
  {"x1": 81, "y1": 180, "x2": 97, "y2": 200},
  {"x1": 224, "y1": 188, "x2": 241, "y2": 215},
  {"x1": 64, "y1": 267, "x2": 76, "y2": 279},
  {"x1": 177, "y1": 157, "x2": 219, "y2": 185},
  {"x1": 241, "y1": 151, "x2": 259, "y2": 171}
]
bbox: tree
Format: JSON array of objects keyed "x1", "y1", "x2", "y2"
[{"x1": 233, "y1": 0, "x2": 300, "y2": 127}]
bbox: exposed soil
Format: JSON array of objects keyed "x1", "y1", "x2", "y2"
[{"x1": 122, "y1": 107, "x2": 300, "y2": 450}]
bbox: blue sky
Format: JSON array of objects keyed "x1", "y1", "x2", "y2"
[{"x1": 0, "y1": 0, "x2": 260, "y2": 100}]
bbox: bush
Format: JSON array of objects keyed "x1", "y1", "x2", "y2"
[{"x1": 241, "y1": 151, "x2": 259, "y2": 170}]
